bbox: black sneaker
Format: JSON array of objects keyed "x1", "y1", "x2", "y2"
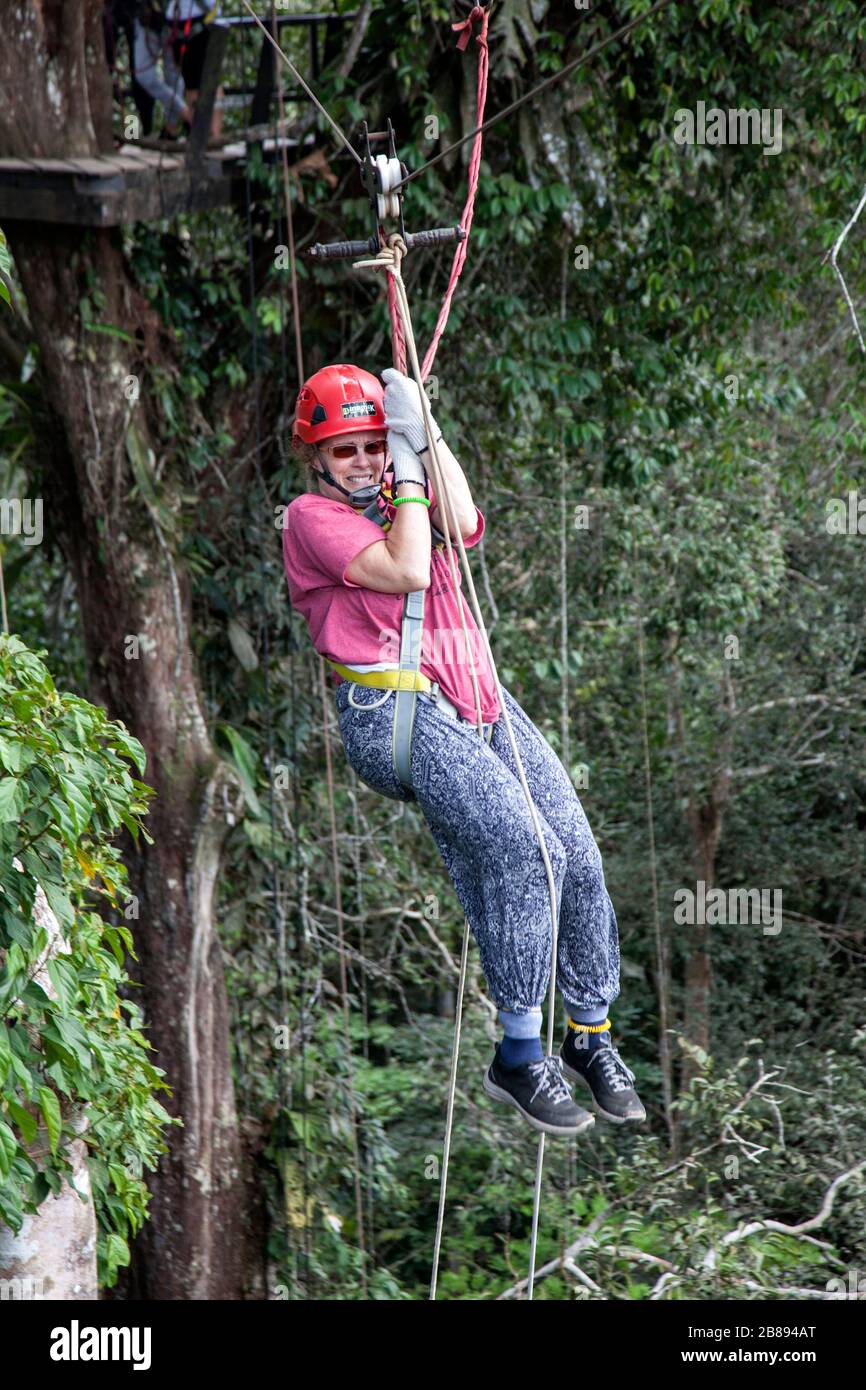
[
  {"x1": 483, "y1": 1042, "x2": 595, "y2": 1137},
  {"x1": 559, "y1": 1029, "x2": 646, "y2": 1124}
]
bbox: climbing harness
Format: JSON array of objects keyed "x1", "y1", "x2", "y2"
[
  {"x1": 172, "y1": 0, "x2": 219, "y2": 43},
  {"x1": 169, "y1": 0, "x2": 220, "y2": 91},
  {"x1": 325, "y1": 483, "x2": 492, "y2": 793}
]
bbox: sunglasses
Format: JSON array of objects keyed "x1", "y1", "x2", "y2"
[{"x1": 321, "y1": 440, "x2": 388, "y2": 460}]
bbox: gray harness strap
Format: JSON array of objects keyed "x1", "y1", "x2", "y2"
[
  {"x1": 392, "y1": 588, "x2": 425, "y2": 789},
  {"x1": 362, "y1": 494, "x2": 441, "y2": 791}
]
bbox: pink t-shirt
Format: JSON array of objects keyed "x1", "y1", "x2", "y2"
[{"x1": 282, "y1": 482, "x2": 501, "y2": 723}]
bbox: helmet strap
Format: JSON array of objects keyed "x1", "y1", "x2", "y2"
[{"x1": 312, "y1": 446, "x2": 386, "y2": 509}]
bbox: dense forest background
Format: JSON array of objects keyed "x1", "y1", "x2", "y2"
[{"x1": 0, "y1": 0, "x2": 865, "y2": 1300}]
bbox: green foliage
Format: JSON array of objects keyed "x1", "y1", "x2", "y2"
[
  {"x1": 0, "y1": 227, "x2": 11, "y2": 306},
  {"x1": 0, "y1": 634, "x2": 175, "y2": 1286}
]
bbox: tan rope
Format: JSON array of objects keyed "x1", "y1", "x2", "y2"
[
  {"x1": 353, "y1": 234, "x2": 562, "y2": 1301},
  {"x1": 318, "y1": 656, "x2": 368, "y2": 1294},
  {"x1": 271, "y1": 7, "x2": 305, "y2": 389}
]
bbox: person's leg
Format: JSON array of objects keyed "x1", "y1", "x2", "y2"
[
  {"x1": 336, "y1": 681, "x2": 567, "y2": 1018},
  {"x1": 133, "y1": 22, "x2": 189, "y2": 136},
  {"x1": 486, "y1": 686, "x2": 620, "y2": 1020},
  {"x1": 334, "y1": 681, "x2": 595, "y2": 1133},
  {"x1": 408, "y1": 695, "x2": 568, "y2": 1030},
  {"x1": 123, "y1": 16, "x2": 155, "y2": 136},
  {"x1": 180, "y1": 30, "x2": 222, "y2": 140},
  {"x1": 485, "y1": 688, "x2": 645, "y2": 1121},
  {"x1": 334, "y1": 681, "x2": 415, "y2": 804}
]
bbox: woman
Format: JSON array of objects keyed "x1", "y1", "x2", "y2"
[
  {"x1": 165, "y1": 0, "x2": 224, "y2": 140},
  {"x1": 133, "y1": 3, "x2": 193, "y2": 140},
  {"x1": 282, "y1": 363, "x2": 645, "y2": 1137}
]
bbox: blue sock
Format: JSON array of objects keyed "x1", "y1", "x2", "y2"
[
  {"x1": 500, "y1": 1033, "x2": 544, "y2": 1068},
  {"x1": 498, "y1": 1006, "x2": 544, "y2": 1068}
]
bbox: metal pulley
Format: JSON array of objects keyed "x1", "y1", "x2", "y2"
[
  {"x1": 374, "y1": 153, "x2": 402, "y2": 220},
  {"x1": 306, "y1": 117, "x2": 466, "y2": 262}
]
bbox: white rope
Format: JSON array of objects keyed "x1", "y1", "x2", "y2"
[{"x1": 353, "y1": 235, "x2": 561, "y2": 1301}]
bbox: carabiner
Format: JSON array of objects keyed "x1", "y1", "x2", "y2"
[{"x1": 348, "y1": 681, "x2": 393, "y2": 709}]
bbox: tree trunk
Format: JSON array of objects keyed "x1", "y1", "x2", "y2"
[
  {"x1": 1, "y1": 2, "x2": 248, "y2": 1299},
  {"x1": 681, "y1": 796, "x2": 717, "y2": 1087},
  {"x1": 667, "y1": 646, "x2": 734, "y2": 1096},
  {"x1": 681, "y1": 753, "x2": 733, "y2": 1093}
]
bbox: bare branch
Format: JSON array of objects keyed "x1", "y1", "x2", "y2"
[
  {"x1": 822, "y1": 181, "x2": 866, "y2": 354},
  {"x1": 702, "y1": 1161, "x2": 866, "y2": 1272}
]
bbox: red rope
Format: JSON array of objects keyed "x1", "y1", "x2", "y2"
[{"x1": 385, "y1": 4, "x2": 490, "y2": 379}]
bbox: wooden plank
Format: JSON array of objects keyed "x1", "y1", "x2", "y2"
[
  {"x1": 260, "y1": 137, "x2": 304, "y2": 154},
  {"x1": 0, "y1": 167, "x2": 123, "y2": 198},
  {"x1": 16, "y1": 156, "x2": 59, "y2": 173},
  {"x1": 21, "y1": 158, "x2": 81, "y2": 175},
  {"x1": 116, "y1": 144, "x2": 158, "y2": 162},
  {"x1": 63, "y1": 157, "x2": 127, "y2": 178},
  {"x1": 0, "y1": 155, "x2": 134, "y2": 177},
  {"x1": 116, "y1": 145, "x2": 182, "y2": 171},
  {"x1": 0, "y1": 185, "x2": 122, "y2": 226},
  {"x1": 74, "y1": 172, "x2": 126, "y2": 195},
  {"x1": 209, "y1": 143, "x2": 247, "y2": 162},
  {"x1": 0, "y1": 154, "x2": 240, "y2": 225}
]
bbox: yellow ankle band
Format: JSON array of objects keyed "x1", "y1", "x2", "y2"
[{"x1": 567, "y1": 1016, "x2": 611, "y2": 1034}]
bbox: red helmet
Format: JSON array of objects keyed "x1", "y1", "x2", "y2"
[{"x1": 292, "y1": 364, "x2": 386, "y2": 446}]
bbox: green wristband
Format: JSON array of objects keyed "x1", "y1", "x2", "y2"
[{"x1": 393, "y1": 495, "x2": 431, "y2": 508}]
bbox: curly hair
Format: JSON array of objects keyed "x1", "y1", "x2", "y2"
[{"x1": 292, "y1": 440, "x2": 321, "y2": 489}]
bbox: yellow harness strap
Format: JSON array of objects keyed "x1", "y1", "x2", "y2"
[{"x1": 326, "y1": 660, "x2": 431, "y2": 692}]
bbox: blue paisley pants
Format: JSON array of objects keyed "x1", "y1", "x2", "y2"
[{"x1": 334, "y1": 680, "x2": 621, "y2": 1020}]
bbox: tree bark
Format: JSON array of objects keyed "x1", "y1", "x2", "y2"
[
  {"x1": 1, "y1": 2, "x2": 247, "y2": 1299},
  {"x1": 680, "y1": 675, "x2": 734, "y2": 1094}
]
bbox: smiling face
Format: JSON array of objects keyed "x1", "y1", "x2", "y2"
[{"x1": 312, "y1": 428, "x2": 389, "y2": 501}]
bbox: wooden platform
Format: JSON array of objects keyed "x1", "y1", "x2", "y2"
[
  {"x1": 0, "y1": 140, "x2": 305, "y2": 227},
  {"x1": 0, "y1": 12, "x2": 356, "y2": 229}
]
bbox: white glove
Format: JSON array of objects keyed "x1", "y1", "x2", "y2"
[
  {"x1": 388, "y1": 428, "x2": 427, "y2": 488},
  {"x1": 382, "y1": 366, "x2": 443, "y2": 456}
]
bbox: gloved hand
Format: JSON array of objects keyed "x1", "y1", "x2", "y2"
[
  {"x1": 388, "y1": 428, "x2": 427, "y2": 488},
  {"x1": 382, "y1": 366, "x2": 443, "y2": 456}
]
